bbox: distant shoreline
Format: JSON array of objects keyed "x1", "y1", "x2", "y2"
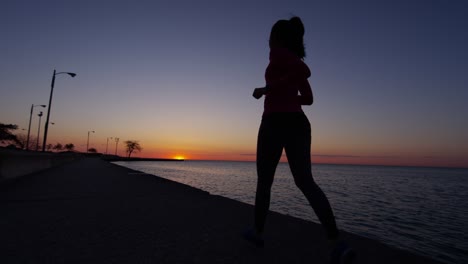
[{"x1": 103, "y1": 157, "x2": 184, "y2": 162}]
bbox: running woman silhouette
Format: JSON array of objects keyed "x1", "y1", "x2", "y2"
[{"x1": 245, "y1": 16, "x2": 355, "y2": 264}]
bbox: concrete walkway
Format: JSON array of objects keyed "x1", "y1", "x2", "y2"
[{"x1": 0, "y1": 158, "x2": 441, "y2": 263}]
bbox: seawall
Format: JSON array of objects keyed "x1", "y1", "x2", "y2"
[{"x1": 0, "y1": 148, "x2": 80, "y2": 182}]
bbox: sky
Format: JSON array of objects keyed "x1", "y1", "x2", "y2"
[{"x1": 1, "y1": 0, "x2": 467, "y2": 168}]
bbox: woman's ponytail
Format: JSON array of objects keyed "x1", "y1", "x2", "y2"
[
  {"x1": 288, "y1": 16, "x2": 306, "y2": 59},
  {"x1": 289, "y1": 16, "x2": 305, "y2": 38}
]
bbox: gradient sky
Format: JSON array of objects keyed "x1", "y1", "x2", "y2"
[{"x1": 1, "y1": 0, "x2": 467, "y2": 168}]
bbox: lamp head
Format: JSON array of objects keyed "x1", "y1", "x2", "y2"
[
  {"x1": 40, "y1": 105, "x2": 46, "y2": 108},
  {"x1": 67, "y1": 73, "x2": 77, "y2": 77}
]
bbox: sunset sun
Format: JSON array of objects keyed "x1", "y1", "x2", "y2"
[{"x1": 174, "y1": 155, "x2": 185, "y2": 160}]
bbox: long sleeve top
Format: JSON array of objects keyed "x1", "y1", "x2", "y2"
[{"x1": 263, "y1": 47, "x2": 313, "y2": 116}]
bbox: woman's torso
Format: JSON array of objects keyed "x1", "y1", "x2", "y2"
[{"x1": 263, "y1": 48, "x2": 311, "y2": 116}]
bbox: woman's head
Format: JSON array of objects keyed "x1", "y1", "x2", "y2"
[{"x1": 269, "y1": 16, "x2": 305, "y2": 59}]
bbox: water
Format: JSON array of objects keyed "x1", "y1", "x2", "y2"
[{"x1": 114, "y1": 160, "x2": 468, "y2": 264}]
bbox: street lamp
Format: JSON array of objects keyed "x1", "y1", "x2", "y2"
[
  {"x1": 42, "y1": 69, "x2": 76, "y2": 152},
  {"x1": 114, "y1": 138, "x2": 120, "y2": 156},
  {"x1": 26, "y1": 104, "x2": 46, "y2": 150},
  {"x1": 105, "y1": 137, "x2": 113, "y2": 154},
  {"x1": 36, "y1": 111, "x2": 43, "y2": 151},
  {"x1": 87, "y1": 131, "x2": 95, "y2": 153}
]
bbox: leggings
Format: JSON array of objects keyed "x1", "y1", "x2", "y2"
[{"x1": 255, "y1": 112, "x2": 339, "y2": 240}]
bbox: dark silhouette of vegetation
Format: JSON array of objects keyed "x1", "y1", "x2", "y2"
[
  {"x1": 14, "y1": 134, "x2": 27, "y2": 149},
  {"x1": 124, "y1": 140, "x2": 142, "y2": 158},
  {"x1": 46, "y1": 144, "x2": 53, "y2": 151},
  {"x1": 64, "y1": 143, "x2": 75, "y2": 151},
  {"x1": 12, "y1": 134, "x2": 27, "y2": 149},
  {"x1": 13, "y1": 134, "x2": 41, "y2": 150},
  {"x1": 35, "y1": 144, "x2": 42, "y2": 151},
  {"x1": 88, "y1": 148, "x2": 97, "y2": 153},
  {"x1": 0, "y1": 123, "x2": 20, "y2": 146},
  {"x1": 53, "y1": 143, "x2": 63, "y2": 152}
]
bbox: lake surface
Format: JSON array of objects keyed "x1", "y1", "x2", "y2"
[{"x1": 114, "y1": 160, "x2": 468, "y2": 264}]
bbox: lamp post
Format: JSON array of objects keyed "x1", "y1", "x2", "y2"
[
  {"x1": 114, "y1": 138, "x2": 120, "y2": 156},
  {"x1": 36, "y1": 111, "x2": 43, "y2": 151},
  {"x1": 87, "y1": 131, "x2": 95, "y2": 153},
  {"x1": 106, "y1": 137, "x2": 113, "y2": 154},
  {"x1": 42, "y1": 69, "x2": 76, "y2": 152},
  {"x1": 26, "y1": 104, "x2": 46, "y2": 150}
]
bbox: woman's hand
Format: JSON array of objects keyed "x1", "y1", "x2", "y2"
[{"x1": 252, "y1": 87, "x2": 267, "y2": 99}]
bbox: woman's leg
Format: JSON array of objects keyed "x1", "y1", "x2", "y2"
[
  {"x1": 255, "y1": 117, "x2": 284, "y2": 233},
  {"x1": 284, "y1": 114, "x2": 339, "y2": 240}
]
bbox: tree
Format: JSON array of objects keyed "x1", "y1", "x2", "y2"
[
  {"x1": 64, "y1": 143, "x2": 75, "y2": 151},
  {"x1": 88, "y1": 148, "x2": 97, "y2": 153},
  {"x1": 46, "y1": 144, "x2": 53, "y2": 151},
  {"x1": 124, "y1": 140, "x2": 142, "y2": 158},
  {"x1": 53, "y1": 143, "x2": 63, "y2": 152},
  {"x1": 0, "y1": 123, "x2": 20, "y2": 146},
  {"x1": 11, "y1": 135, "x2": 24, "y2": 148},
  {"x1": 14, "y1": 134, "x2": 39, "y2": 150},
  {"x1": 13, "y1": 133, "x2": 26, "y2": 149}
]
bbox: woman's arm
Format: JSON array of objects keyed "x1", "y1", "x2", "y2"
[
  {"x1": 252, "y1": 79, "x2": 312, "y2": 103},
  {"x1": 253, "y1": 87, "x2": 268, "y2": 99},
  {"x1": 297, "y1": 78, "x2": 313, "y2": 105},
  {"x1": 253, "y1": 59, "x2": 312, "y2": 100},
  {"x1": 265, "y1": 60, "x2": 311, "y2": 91}
]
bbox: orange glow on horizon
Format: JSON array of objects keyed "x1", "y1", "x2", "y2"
[
  {"x1": 132, "y1": 147, "x2": 468, "y2": 168},
  {"x1": 40, "y1": 136, "x2": 466, "y2": 169}
]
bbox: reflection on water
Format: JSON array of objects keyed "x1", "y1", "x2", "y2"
[{"x1": 115, "y1": 161, "x2": 468, "y2": 264}]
